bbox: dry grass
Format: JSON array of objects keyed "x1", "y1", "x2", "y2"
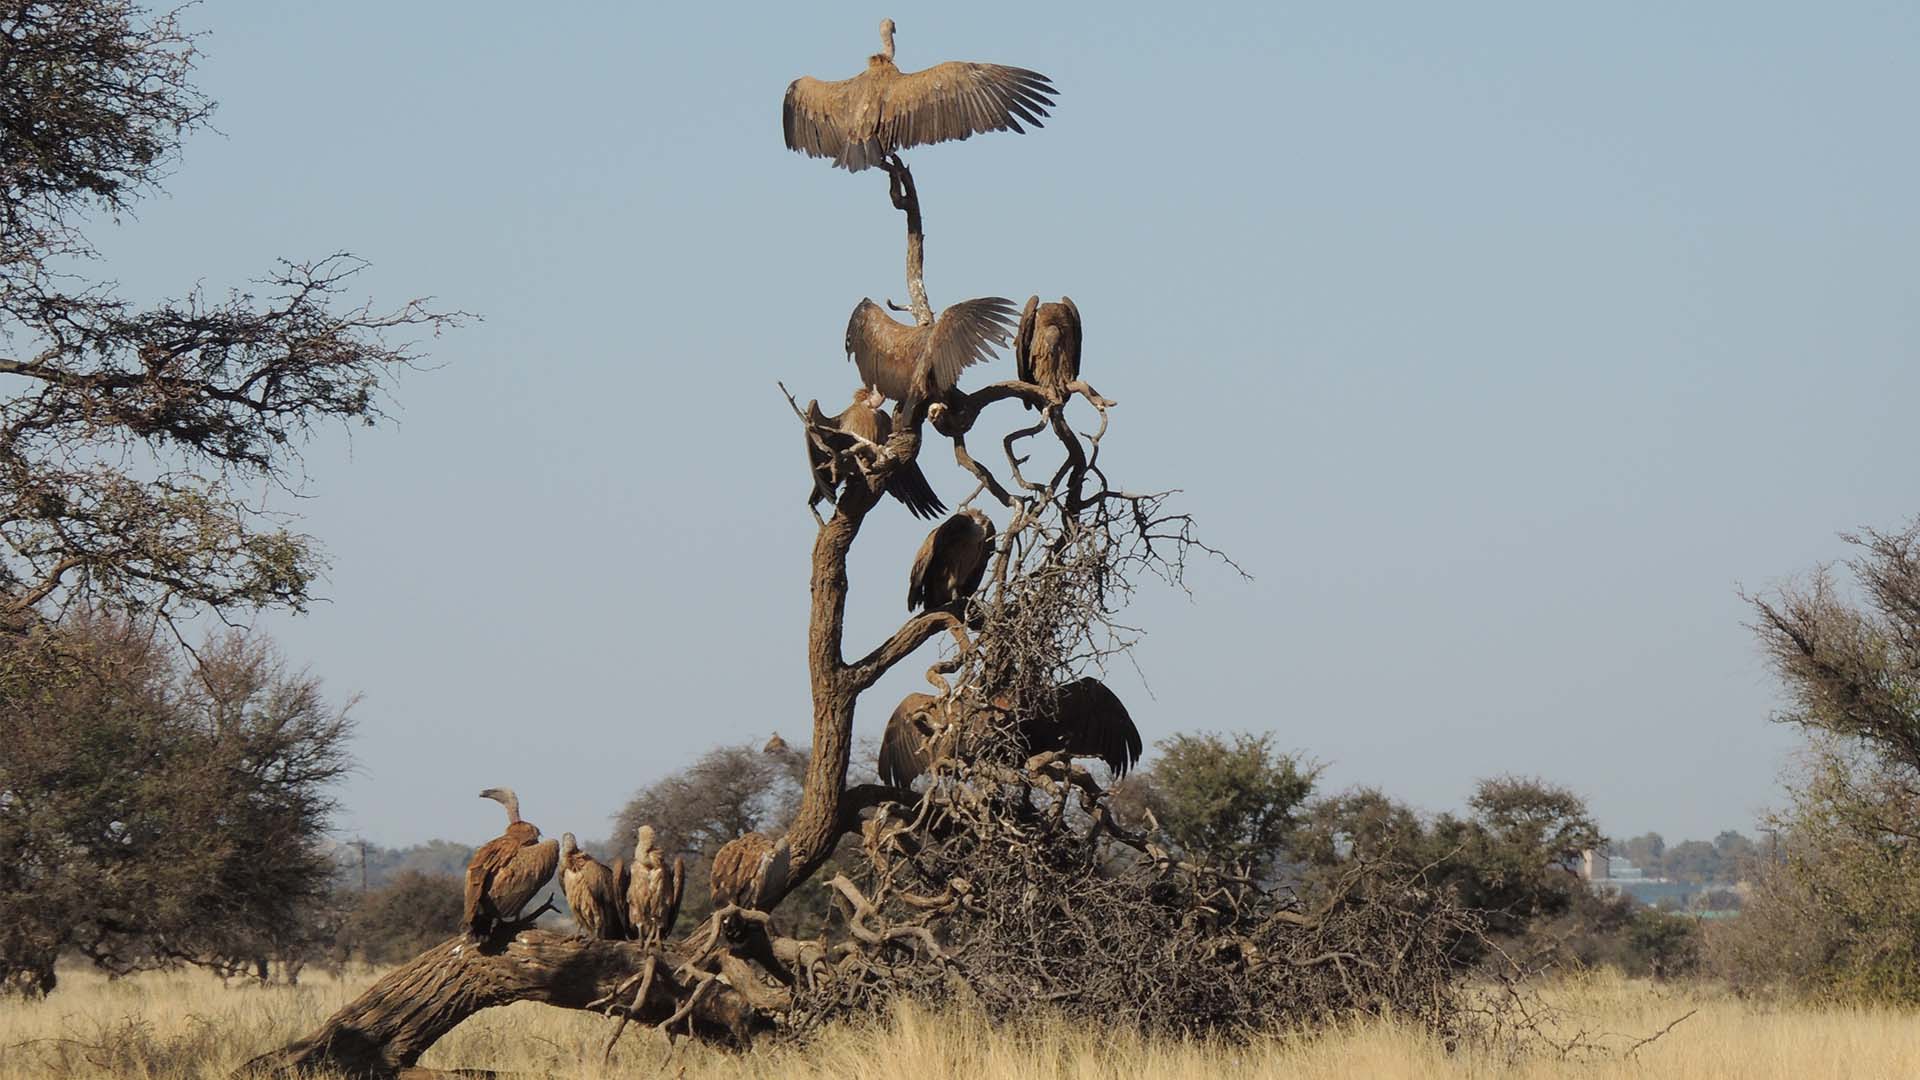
[{"x1": 2, "y1": 965, "x2": 1917, "y2": 1079}]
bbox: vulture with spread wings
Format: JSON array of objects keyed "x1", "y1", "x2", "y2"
[
  {"x1": 805, "y1": 387, "x2": 946, "y2": 519},
  {"x1": 463, "y1": 788, "x2": 559, "y2": 941},
  {"x1": 878, "y1": 678, "x2": 1143, "y2": 789},
  {"x1": 907, "y1": 508, "x2": 995, "y2": 612},
  {"x1": 784, "y1": 19, "x2": 1057, "y2": 173},
  {"x1": 1016, "y1": 295, "x2": 1082, "y2": 407},
  {"x1": 846, "y1": 296, "x2": 1017, "y2": 405}
]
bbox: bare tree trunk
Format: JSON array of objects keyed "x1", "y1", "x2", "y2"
[{"x1": 236, "y1": 932, "x2": 757, "y2": 1079}]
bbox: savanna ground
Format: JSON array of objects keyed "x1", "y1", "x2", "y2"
[{"x1": 3, "y1": 966, "x2": 1916, "y2": 1080}]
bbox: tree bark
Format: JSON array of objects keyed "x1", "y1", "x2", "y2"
[{"x1": 236, "y1": 932, "x2": 758, "y2": 1079}]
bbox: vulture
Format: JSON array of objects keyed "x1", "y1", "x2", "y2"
[
  {"x1": 559, "y1": 833, "x2": 628, "y2": 941},
  {"x1": 846, "y1": 296, "x2": 1018, "y2": 405},
  {"x1": 463, "y1": 788, "x2": 560, "y2": 941},
  {"x1": 626, "y1": 824, "x2": 686, "y2": 949},
  {"x1": 1015, "y1": 295, "x2": 1083, "y2": 408},
  {"x1": 877, "y1": 677, "x2": 1143, "y2": 789},
  {"x1": 805, "y1": 387, "x2": 946, "y2": 519},
  {"x1": 710, "y1": 831, "x2": 791, "y2": 912},
  {"x1": 908, "y1": 509, "x2": 995, "y2": 612},
  {"x1": 783, "y1": 18, "x2": 1058, "y2": 173}
]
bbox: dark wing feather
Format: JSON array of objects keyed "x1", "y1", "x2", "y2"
[
  {"x1": 880, "y1": 693, "x2": 942, "y2": 788},
  {"x1": 887, "y1": 462, "x2": 947, "y2": 520},
  {"x1": 880, "y1": 62, "x2": 1057, "y2": 154},
  {"x1": 927, "y1": 297, "x2": 1018, "y2": 396},
  {"x1": 1059, "y1": 297, "x2": 1083, "y2": 384},
  {"x1": 907, "y1": 518, "x2": 947, "y2": 611},
  {"x1": 611, "y1": 858, "x2": 632, "y2": 939},
  {"x1": 1055, "y1": 678, "x2": 1142, "y2": 778},
  {"x1": 1016, "y1": 295, "x2": 1039, "y2": 388}
]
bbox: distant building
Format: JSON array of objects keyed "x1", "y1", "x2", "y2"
[{"x1": 1579, "y1": 851, "x2": 1712, "y2": 908}]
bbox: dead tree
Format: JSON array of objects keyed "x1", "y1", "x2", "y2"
[{"x1": 243, "y1": 146, "x2": 1318, "y2": 1075}]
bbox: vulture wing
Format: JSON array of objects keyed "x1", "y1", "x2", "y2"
[
  {"x1": 1053, "y1": 678, "x2": 1143, "y2": 779},
  {"x1": 879, "y1": 692, "x2": 943, "y2": 788},
  {"x1": 1015, "y1": 295, "x2": 1040, "y2": 387},
  {"x1": 783, "y1": 74, "x2": 868, "y2": 170},
  {"x1": 611, "y1": 858, "x2": 632, "y2": 939},
  {"x1": 462, "y1": 835, "x2": 520, "y2": 935},
  {"x1": 847, "y1": 298, "x2": 1016, "y2": 403},
  {"x1": 878, "y1": 62, "x2": 1057, "y2": 159},
  {"x1": 711, "y1": 832, "x2": 775, "y2": 908},
  {"x1": 926, "y1": 297, "x2": 1018, "y2": 397},
  {"x1": 662, "y1": 855, "x2": 686, "y2": 941},
  {"x1": 1059, "y1": 297, "x2": 1083, "y2": 383},
  {"x1": 491, "y1": 838, "x2": 559, "y2": 926},
  {"x1": 906, "y1": 516, "x2": 954, "y2": 611},
  {"x1": 868, "y1": 402, "x2": 948, "y2": 519},
  {"x1": 784, "y1": 63, "x2": 1057, "y2": 173}
]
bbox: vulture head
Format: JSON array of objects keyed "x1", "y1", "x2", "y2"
[
  {"x1": 478, "y1": 787, "x2": 522, "y2": 824},
  {"x1": 634, "y1": 824, "x2": 656, "y2": 860},
  {"x1": 560, "y1": 832, "x2": 579, "y2": 858}
]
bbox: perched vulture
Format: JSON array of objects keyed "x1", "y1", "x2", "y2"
[
  {"x1": 559, "y1": 833, "x2": 628, "y2": 941},
  {"x1": 805, "y1": 387, "x2": 946, "y2": 520},
  {"x1": 710, "y1": 831, "x2": 791, "y2": 912},
  {"x1": 463, "y1": 787, "x2": 560, "y2": 941},
  {"x1": 878, "y1": 691, "x2": 950, "y2": 789},
  {"x1": 876, "y1": 677, "x2": 1143, "y2": 788},
  {"x1": 908, "y1": 509, "x2": 995, "y2": 612},
  {"x1": 783, "y1": 18, "x2": 1057, "y2": 173},
  {"x1": 846, "y1": 297, "x2": 1018, "y2": 405},
  {"x1": 626, "y1": 824, "x2": 686, "y2": 948},
  {"x1": 1015, "y1": 295, "x2": 1083, "y2": 408}
]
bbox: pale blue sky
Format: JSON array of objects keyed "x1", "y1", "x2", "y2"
[{"x1": 92, "y1": 2, "x2": 1920, "y2": 846}]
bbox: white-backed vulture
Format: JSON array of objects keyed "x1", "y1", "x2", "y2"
[
  {"x1": 846, "y1": 296, "x2": 1017, "y2": 405},
  {"x1": 463, "y1": 787, "x2": 560, "y2": 941},
  {"x1": 559, "y1": 833, "x2": 627, "y2": 941},
  {"x1": 908, "y1": 509, "x2": 995, "y2": 612},
  {"x1": 710, "y1": 831, "x2": 791, "y2": 912},
  {"x1": 806, "y1": 387, "x2": 946, "y2": 519},
  {"x1": 784, "y1": 19, "x2": 1057, "y2": 173},
  {"x1": 877, "y1": 677, "x2": 1143, "y2": 788},
  {"x1": 626, "y1": 824, "x2": 685, "y2": 948},
  {"x1": 1015, "y1": 295, "x2": 1082, "y2": 408}
]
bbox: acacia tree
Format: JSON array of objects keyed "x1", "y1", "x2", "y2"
[
  {"x1": 1, "y1": 0, "x2": 453, "y2": 996},
  {"x1": 0, "y1": 616, "x2": 352, "y2": 995},
  {"x1": 1725, "y1": 520, "x2": 1920, "y2": 1001},
  {"x1": 0, "y1": 2, "x2": 460, "y2": 626}
]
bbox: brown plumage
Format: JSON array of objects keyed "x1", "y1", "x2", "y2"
[
  {"x1": 908, "y1": 509, "x2": 995, "y2": 612},
  {"x1": 846, "y1": 297, "x2": 1017, "y2": 405},
  {"x1": 784, "y1": 18, "x2": 1057, "y2": 173},
  {"x1": 878, "y1": 691, "x2": 951, "y2": 789},
  {"x1": 1015, "y1": 295, "x2": 1082, "y2": 409},
  {"x1": 559, "y1": 832, "x2": 627, "y2": 941},
  {"x1": 877, "y1": 678, "x2": 1143, "y2": 789},
  {"x1": 806, "y1": 387, "x2": 946, "y2": 520},
  {"x1": 625, "y1": 825, "x2": 685, "y2": 948},
  {"x1": 709, "y1": 831, "x2": 791, "y2": 912},
  {"x1": 463, "y1": 788, "x2": 560, "y2": 941}
]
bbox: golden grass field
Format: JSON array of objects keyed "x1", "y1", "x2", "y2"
[{"x1": 3, "y1": 965, "x2": 1917, "y2": 1079}]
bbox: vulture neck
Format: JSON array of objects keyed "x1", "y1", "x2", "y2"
[{"x1": 876, "y1": 21, "x2": 896, "y2": 64}]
